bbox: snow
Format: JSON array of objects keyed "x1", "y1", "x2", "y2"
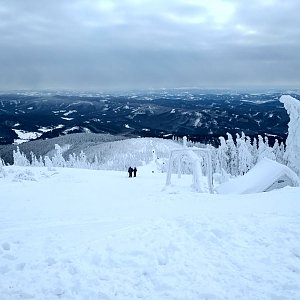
[
  {"x1": 63, "y1": 110, "x2": 77, "y2": 116},
  {"x1": 194, "y1": 113, "x2": 203, "y2": 127},
  {"x1": 12, "y1": 129, "x2": 43, "y2": 144},
  {"x1": 1, "y1": 164, "x2": 300, "y2": 299},
  {"x1": 0, "y1": 165, "x2": 300, "y2": 300},
  {"x1": 63, "y1": 126, "x2": 80, "y2": 134},
  {"x1": 217, "y1": 158, "x2": 300, "y2": 194},
  {"x1": 194, "y1": 117, "x2": 201, "y2": 127},
  {"x1": 53, "y1": 110, "x2": 66, "y2": 114},
  {"x1": 38, "y1": 127, "x2": 54, "y2": 133}
]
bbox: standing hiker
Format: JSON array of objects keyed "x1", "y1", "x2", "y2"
[
  {"x1": 128, "y1": 166, "x2": 133, "y2": 178},
  {"x1": 133, "y1": 167, "x2": 137, "y2": 177}
]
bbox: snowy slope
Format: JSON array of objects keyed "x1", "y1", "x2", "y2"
[{"x1": 1, "y1": 165, "x2": 300, "y2": 299}]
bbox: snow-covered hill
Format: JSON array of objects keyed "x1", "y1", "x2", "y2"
[
  {"x1": 1, "y1": 165, "x2": 300, "y2": 299},
  {"x1": 0, "y1": 135, "x2": 183, "y2": 168}
]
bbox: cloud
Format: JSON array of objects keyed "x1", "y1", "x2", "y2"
[{"x1": 0, "y1": 0, "x2": 299, "y2": 90}]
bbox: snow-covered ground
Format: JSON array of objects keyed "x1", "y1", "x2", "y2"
[{"x1": 1, "y1": 165, "x2": 300, "y2": 299}]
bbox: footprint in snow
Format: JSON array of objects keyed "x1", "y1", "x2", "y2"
[
  {"x1": 2, "y1": 242, "x2": 10, "y2": 251},
  {"x1": 2, "y1": 254, "x2": 17, "y2": 261},
  {"x1": 45, "y1": 257, "x2": 57, "y2": 266},
  {"x1": 0, "y1": 265, "x2": 10, "y2": 274},
  {"x1": 15, "y1": 262, "x2": 26, "y2": 271}
]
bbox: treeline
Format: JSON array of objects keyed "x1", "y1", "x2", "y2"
[
  {"x1": 10, "y1": 132, "x2": 286, "y2": 178},
  {"x1": 0, "y1": 133, "x2": 126, "y2": 165},
  {"x1": 11, "y1": 138, "x2": 177, "y2": 172},
  {"x1": 210, "y1": 132, "x2": 285, "y2": 176}
]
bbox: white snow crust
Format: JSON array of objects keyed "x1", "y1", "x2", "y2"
[{"x1": 1, "y1": 165, "x2": 300, "y2": 299}]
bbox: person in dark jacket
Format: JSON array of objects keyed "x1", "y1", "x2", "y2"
[
  {"x1": 128, "y1": 166, "x2": 133, "y2": 178},
  {"x1": 133, "y1": 167, "x2": 137, "y2": 177}
]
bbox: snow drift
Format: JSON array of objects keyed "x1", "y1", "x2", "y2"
[{"x1": 217, "y1": 157, "x2": 300, "y2": 194}]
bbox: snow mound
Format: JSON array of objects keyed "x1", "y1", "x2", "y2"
[{"x1": 217, "y1": 158, "x2": 300, "y2": 194}]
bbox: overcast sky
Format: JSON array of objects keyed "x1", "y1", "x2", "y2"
[{"x1": 1, "y1": 0, "x2": 300, "y2": 91}]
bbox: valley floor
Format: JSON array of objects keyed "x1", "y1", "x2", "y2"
[{"x1": 1, "y1": 166, "x2": 300, "y2": 299}]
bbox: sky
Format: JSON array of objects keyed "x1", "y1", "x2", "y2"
[{"x1": 1, "y1": 0, "x2": 300, "y2": 91}]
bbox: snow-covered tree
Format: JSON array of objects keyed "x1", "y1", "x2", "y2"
[
  {"x1": 273, "y1": 139, "x2": 285, "y2": 164},
  {"x1": 67, "y1": 153, "x2": 77, "y2": 168},
  {"x1": 52, "y1": 144, "x2": 66, "y2": 167},
  {"x1": 30, "y1": 152, "x2": 38, "y2": 167},
  {"x1": 38, "y1": 156, "x2": 44, "y2": 167},
  {"x1": 280, "y1": 95, "x2": 300, "y2": 175},
  {"x1": 278, "y1": 141, "x2": 286, "y2": 164},
  {"x1": 257, "y1": 135, "x2": 266, "y2": 160},
  {"x1": 44, "y1": 156, "x2": 54, "y2": 171},
  {"x1": 90, "y1": 155, "x2": 100, "y2": 170},
  {"x1": 264, "y1": 136, "x2": 275, "y2": 160},
  {"x1": 0, "y1": 158, "x2": 6, "y2": 178},
  {"x1": 13, "y1": 146, "x2": 30, "y2": 166},
  {"x1": 217, "y1": 136, "x2": 229, "y2": 178},
  {"x1": 226, "y1": 133, "x2": 238, "y2": 176},
  {"x1": 76, "y1": 151, "x2": 90, "y2": 169},
  {"x1": 251, "y1": 137, "x2": 258, "y2": 164},
  {"x1": 257, "y1": 135, "x2": 274, "y2": 161},
  {"x1": 30, "y1": 152, "x2": 44, "y2": 167},
  {"x1": 236, "y1": 132, "x2": 253, "y2": 175}
]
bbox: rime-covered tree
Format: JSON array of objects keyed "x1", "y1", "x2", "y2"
[
  {"x1": 44, "y1": 156, "x2": 53, "y2": 170},
  {"x1": 76, "y1": 151, "x2": 90, "y2": 169},
  {"x1": 257, "y1": 135, "x2": 265, "y2": 160},
  {"x1": 67, "y1": 153, "x2": 77, "y2": 168},
  {"x1": 226, "y1": 133, "x2": 238, "y2": 176},
  {"x1": 217, "y1": 137, "x2": 228, "y2": 172},
  {"x1": 272, "y1": 139, "x2": 285, "y2": 164},
  {"x1": 0, "y1": 158, "x2": 5, "y2": 178},
  {"x1": 52, "y1": 144, "x2": 66, "y2": 167},
  {"x1": 13, "y1": 146, "x2": 30, "y2": 166},
  {"x1": 91, "y1": 155, "x2": 99, "y2": 170},
  {"x1": 251, "y1": 137, "x2": 258, "y2": 164},
  {"x1": 257, "y1": 135, "x2": 274, "y2": 161},
  {"x1": 280, "y1": 95, "x2": 300, "y2": 175},
  {"x1": 31, "y1": 152, "x2": 38, "y2": 167},
  {"x1": 236, "y1": 132, "x2": 253, "y2": 175},
  {"x1": 38, "y1": 156, "x2": 44, "y2": 167},
  {"x1": 30, "y1": 152, "x2": 44, "y2": 167},
  {"x1": 217, "y1": 136, "x2": 229, "y2": 181},
  {"x1": 278, "y1": 141, "x2": 286, "y2": 164},
  {"x1": 264, "y1": 136, "x2": 275, "y2": 160}
]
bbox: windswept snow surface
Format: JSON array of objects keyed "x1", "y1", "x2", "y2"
[{"x1": 1, "y1": 166, "x2": 300, "y2": 299}]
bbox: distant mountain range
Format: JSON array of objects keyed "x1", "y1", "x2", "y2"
[{"x1": 0, "y1": 89, "x2": 298, "y2": 146}]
